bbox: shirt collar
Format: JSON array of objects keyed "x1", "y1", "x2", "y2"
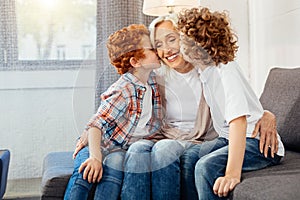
[{"x1": 123, "y1": 71, "x2": 156, "y2": 88}]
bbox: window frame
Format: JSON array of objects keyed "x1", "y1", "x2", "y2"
[{"x1": 0, "y1": 0, "x2": 97, "y2": 71}]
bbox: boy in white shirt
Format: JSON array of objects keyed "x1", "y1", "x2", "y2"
[{"x1": 177, "y1": 7, "x2": 284, "y2": 199}]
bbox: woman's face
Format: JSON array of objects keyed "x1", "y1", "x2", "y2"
[{"x1": 154, "y1": 20, "x2": 193, "y2": 73}]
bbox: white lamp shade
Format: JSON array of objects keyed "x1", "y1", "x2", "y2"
[{"x1": 143, "y1": 0, "x2": 200, "y2": 16}]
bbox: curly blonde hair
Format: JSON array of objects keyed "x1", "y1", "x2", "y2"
[
  {"x1": 177, "y1": 7, "x2": 238, "y2": 66},
  {"x1": 107, "y1": 24, "x2": 149, "y2": 74}
]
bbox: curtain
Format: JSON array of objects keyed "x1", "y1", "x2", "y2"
[
  {"x1": 95, "y1": 0, "x2": 154, "y2": 110},
  {"x1": 0, "y1": 1, "x2": 18, "y2": 69}
]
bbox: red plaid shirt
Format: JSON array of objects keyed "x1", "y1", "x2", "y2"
[{"x1": 85, "y1": 72, "x2": 162, "y2": 152}]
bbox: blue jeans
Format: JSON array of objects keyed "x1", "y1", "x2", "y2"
[
  {"x1": 182, "y1": 138, "x2": 282, "y2": 200},
  {"x1": 121, "y1": 139, "x2": 186, "y2": 200},
  {"x1": 64, "y1": 146, "x2": 125, "y2": 200}
]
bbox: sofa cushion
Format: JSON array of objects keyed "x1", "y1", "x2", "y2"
[
  {"x1": 41, "y1": 151, "x2": 95, "y2": 200},
  {"x1": 41, "y1": 151, "x2": 74, "y2": 199},
  {"x1": 230, "y1": 150, "x2": 300, "y2": 200},
  {"x1": 259, "y1": 67, "x2": 300, "y2": 152}
]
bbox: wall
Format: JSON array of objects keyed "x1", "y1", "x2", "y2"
[
  {"x1": 201, "y1": 0, "x2": 250, "y2": 78},
  {"x1": 249, "y1": 0, "x2": 300, "y2": 96},
  {"x1": 0, "y1": 67, "x2": 95, "y2": 179},
  {"x1": 201, "y1": 0, "x2": 300, "y2": 96}
]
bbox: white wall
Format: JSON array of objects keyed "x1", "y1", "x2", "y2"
[
  {"x1": 249, "y1": 0, "x2": 300, "y2": 96},
  {"x1": 0, "y1": 68, "x2": 95, "y2": 180},
  {"x1": 201, "y1": 0, "x2": 250, "y2": 78},
  {"x1": 202, "y1": 0, "x2": 300, "y2": 96}
]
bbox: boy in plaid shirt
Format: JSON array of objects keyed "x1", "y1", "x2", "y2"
[{"x1": 64, "y1": 24, "x2": 162, "y2": 200}]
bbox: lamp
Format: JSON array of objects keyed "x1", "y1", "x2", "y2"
[{"x1": 143, "y1": 0, "x2": 200, "y2": 16}]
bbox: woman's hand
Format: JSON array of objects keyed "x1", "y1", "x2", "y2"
[
  {"x1": 73, "y1": 131, "x2": 88, "y2": 159},
  {"x1": 252, "y1": 110, "x2": 278, "y2": 158}
]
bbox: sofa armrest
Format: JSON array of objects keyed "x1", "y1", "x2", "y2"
[{"x1": 0, "y1": 149, "x2": 10, "y2": 199}]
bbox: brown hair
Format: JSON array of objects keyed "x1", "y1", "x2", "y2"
[
  {"x1": 107, "y1": 24, "x2": 150, "y2": 74},
  {"x1": 177, "y1": 7, "x2": 238, "y2": 66}
]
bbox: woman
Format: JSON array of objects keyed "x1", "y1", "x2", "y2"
[
  {"x1": 120, "y1": 13, "x2": 279, "y2": 200},
  {"x1": 74, "y1": 15, "x2": 279, "y2": 200}
]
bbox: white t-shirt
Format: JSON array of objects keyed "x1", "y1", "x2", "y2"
[
  {"x1": 131, "y1": 83, "x2": 152, "y2": 138},
  {"x1": 155, "y1": 66, "x2": 202, "y2": 132},
  {"x1": 200, "y1": 61, "x2": 284, "y2": 156}
]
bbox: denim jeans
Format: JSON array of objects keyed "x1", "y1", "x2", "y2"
[
  {"x1": 64, "y1": 146, "x2": 125, "y2": 200},
  {"x1": 121, "y1": 139, "x2": 186, "y2": 200},
  {"x1": 121, "y1": 140, "x2": 154, "y2": 200},
  {"x1": 152, "y1": 139, "x2": 186, "y2": 200},
  {"x1": 182, "y1": 137, "x2": 282, "y2": 200}
]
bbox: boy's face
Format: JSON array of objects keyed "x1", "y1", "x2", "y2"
[
  {"x1": 179, "y1": 34, "x2": 198, "y2": 66},
  {"x1": 138, "y1": 35, "x2": 161, "y2": 70},
  {"x1": 179, "y1": 34, "x2": 211, "y2": 69}
]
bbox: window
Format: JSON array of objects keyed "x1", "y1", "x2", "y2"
[
  {"x1": 0, "y1": 0, "x2": 97, "y2": 69},
  {"x1": 56, "y1": 45, "x2": 66, "y2": 60}
]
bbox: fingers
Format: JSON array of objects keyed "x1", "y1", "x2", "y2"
[
  {"x1": 259, "y1": 132, "x2": 266, "y2": 154},
  {"x1": 73, "y1": 147, "x2": 80, "y2": 159},
  {"x1": 270, "y1": 130, "x2": 278, "y2": 158},
  {"x1": 87, "y1": 168, "x2": 94, "y2": 183},
  {"x1": 79, "y1": 162, "x2": 86, "y2": 174},
  {"x1": 251, "y1": 119, "x2": 261, "y2": 138},
  {"x1": 73, "y1": 140, "x2": 85, "y2": 159},
  {"x1": 82, "y1": 165, "x2": 95, "y2": 183},
  {"x1": 213, "y1": 177, "x2": 230, "y2": 197},
  {"x1": 260, "y1": 128, "x2": 279, "y2": 158},
  {"x1": 275, "y1": 136, "x2": 279, "y2": 154},
  {"x1": 97, "y1": 168, "x2": 103, "y2": 182},
  {"x1": 263, "y1": 132, "x2": 271, "y2": 158},
  {"x1": 78, "y1": 159, "x2": 103, "y2": 183},
  {"x1": 270, "y1": 130, "x2": 276, "y2": 158},
  {"x1": 213, "y1": 177, "x2": 240, "y2": 197},
  {"x1": 213, "y1": 178, "x2": 221, "y2": 195}
]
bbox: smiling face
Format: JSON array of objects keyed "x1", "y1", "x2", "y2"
[{"x1": 154, "y1": 20, "x2": 193, "y2": 73}]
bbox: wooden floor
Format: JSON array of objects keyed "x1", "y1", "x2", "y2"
[{"x1": 3, "y1": 178, "x2": 41, "y2": 200}]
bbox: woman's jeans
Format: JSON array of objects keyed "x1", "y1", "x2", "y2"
[
  {"x1": 181, "y1": 137, "x2": 282, "y2": 200},
  {"x1": 64, "y1": 146, "x2": 125, "y2": 200},
  {"x1": 121, "y1": 139, "x2": 187, "y2": 200}
]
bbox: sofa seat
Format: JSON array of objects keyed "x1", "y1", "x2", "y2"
[
  {"x1": 41, "y1": 152, "x2": 73, "y2": 200},
  {"x1": 231, "y1": 150, "x2": 300, "y2": 199}
]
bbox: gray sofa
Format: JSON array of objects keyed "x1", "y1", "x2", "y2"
[{"x1": 41, "y1": 67, "x2": 300, "y2": 200}]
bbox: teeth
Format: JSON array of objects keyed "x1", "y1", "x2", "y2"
[{"x1": 167, "y1": 54, "x2": 177, "y2": 60}]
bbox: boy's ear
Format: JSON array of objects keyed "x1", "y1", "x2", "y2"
[{"x1": 129, "y1": 57, "x2": 141, "y2": 68}]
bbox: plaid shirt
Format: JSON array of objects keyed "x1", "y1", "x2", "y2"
[{"x1": 85, "y1": 72, "x2": 162, "y2": 152}]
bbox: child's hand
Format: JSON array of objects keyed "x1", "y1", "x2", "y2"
[
  {"x1": 79, "y1": 157, "x2": 103, "y2": 183},
  {"x1": 213, "y1": 176, "x2": 240, "y2": 197}
]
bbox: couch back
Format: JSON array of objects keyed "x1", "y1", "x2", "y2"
[{"x1": 260, "y1": 67, "x2": 300, "y2": 152}]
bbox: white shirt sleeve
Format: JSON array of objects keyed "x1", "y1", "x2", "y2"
[{"x1": 221, "y1": 63, "x2": 251, "y2": 124}]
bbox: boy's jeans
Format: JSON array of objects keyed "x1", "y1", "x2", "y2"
[
  {"x1": 181, "y1": 137, "x2": 282, "y2": 200},
  {"x1": 121, "y1": 139, "x2": 186, "y2": 200},
  {"x1": 64, "y1": 146, "x2": 125, "y2": 200}
]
